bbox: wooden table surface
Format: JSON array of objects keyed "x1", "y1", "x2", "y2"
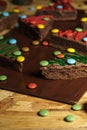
[{"x1": 0, "y1": 0, "x2": 87, "y2": 130}]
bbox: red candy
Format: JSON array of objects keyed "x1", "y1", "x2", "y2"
[
  {"x1": 56, "y1": 54, "x2": 64, "y2": 58},
  {"x1": 27, "y1": 83, "x2": 37, "y2": 89},
  {"x1": 42, "y1": 41, "x2": 49, "y2": 46}
]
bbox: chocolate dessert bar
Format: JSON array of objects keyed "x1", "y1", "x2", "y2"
[
  {"x1": 40, "y1": 49, "x2": 87, "y2": 80},
  {"x1": 19, "y1": 15, "x2": 53, "y2": 41},
  {"x1": 48, "y1": 28, "x2": 87, "y2": 55},
  {"x1": 35, "y1": 0, "x2": 77, "y2": 20},
  {"x1": 0, "y1": 37, "x2": 25, "y2": 72},
  {"x1": 0, "y1": 11, "x2": 18, "y2": 32}
]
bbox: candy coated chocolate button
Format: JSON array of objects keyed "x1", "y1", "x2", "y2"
[
  {"x1": 81, "y1": 17, "x2": 87, "y2": 22},
  {"x1": 51, "y1": 29, "x2": 59, "y2": 33},
  {"x1": 43, "y1": 17, "x2": 50, "y2": 21},
  {"x1": 32, "y1": 40, "x2": 40, "y2": 45},
  {"x1": 53, "y1": 50, "x2": 61, "y2": 56},
  {"x1": 42, "y1": 41, "x2": 48, "y2": 46},
  {"x1": 83, "y1": 37, "x2": 87, "y2": 42},
  {"x1": 0, "y1": 35, "x2": 4, "y2": 40},
  {"x1": 64, "y1": 115, "x2": 76, "y2": 122},
  {"x1": 48, "y1": 2, "x2": 54, "y2": 6},
  {"x1": 38, "y1": 109, "x2": 49, "y2": 117},
  {"x1": 13, "y1": 50, "x2": 22, "y2": 56},
  {"x1": 75, "y1": 27, "x2": 83, "y2": 32},
  {"x1": 0, "y1": 75, "x2": 7, "y2": 81},
  {"x1": 27, "y1": 83, "x2": 37, "y2": 89},
  {"x1": 67, "y1": 58, "x2": 76, "y2": 65},
  {"x1": 71, "y1": 104, "x2": 82, "y2": 111},
  {"x1": 17, "y1": 56, "x2": 25, "y2": 62},
  {"x1": 56, "y1": 54, "x2": 64, "y2": 58},
  {"x1": 36, "y1": 5, "x2": 42, "y2": 10},
  {"x1": 29, "y1": 6, "x2": 35, "y2": 11},
  {"x1": 37, "y1": 24, "x2": 45, "y2": 29},
  {"x1": 22, "y1": 47, "x2": 30, "y2": 52},
  {"x1": 20, "y1": 15, "x2": 27, "y2": 19},
  {"x1": 40, "y1": 60, "x2": 49, "y2": 66},
  {"x1": 56, "y1": 5, "x2": 63, "y2": 9},
  {"x1": 9, "y1": 39, "x2": 17, "y2": 45},
  {"x1": 13, "y1": 9, "x2": 20, "y2": 13},
  {"x1": 2, "y1": 12, "x2": 10, "y2": 17},
  {"x1": 67, "y1": 48, "x2": 76, "y2": 53}
]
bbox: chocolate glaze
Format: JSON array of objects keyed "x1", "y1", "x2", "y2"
[{"x1": 0, "y1": 10, "x2": 87, "y2": 104}]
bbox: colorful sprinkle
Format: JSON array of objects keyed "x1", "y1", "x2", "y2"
[
  {"x1": 56, "y1": 5, "x2": 63, "y2": 9},
  {"x1": 38, "y1": 109, "x2": 49, "y2": 117},
  {"x1": 43, "y1": 17, "x2": 50, "y2": 21},
  {"x1": 16, "y1": 56, "x2": 25, "y2": 62},
  {"x1": 29, "y1": 6, "x2": 35, "y2": 11},
  {"x1": 40, "y1": 60, "x2": 49, "y2": 66}
]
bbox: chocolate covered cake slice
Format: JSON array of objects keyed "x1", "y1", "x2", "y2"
[
  {"x1": 0, "y1": 37, "x2": 25, "y2": 72},
  {"x1": 0, "y1": 11, "x2": 18, "y2": 32},
  {"x1": 19, "y1": 15, "x2": 53, "y2": 41},
  {"x1": 40, "y1": 48, "x2": 87, "y2": 80},
  {"x1": 35, "y1": 0, "x2": 77, "y2": 21},
  {"x1": 48, "y1": 28, "x2": 87, "y2": 55}
]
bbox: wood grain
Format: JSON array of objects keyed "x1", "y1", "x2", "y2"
[{"x1": 0, "y1": 0, "x2": 87, "y2": 130}]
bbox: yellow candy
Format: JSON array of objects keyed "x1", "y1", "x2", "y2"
[
  {"x1": 13, "y1": 9, "x2": 20, "y2": 13},
  {"x1": 51, "y1": 28, "x2": 59, "y2": 33},
  {"x1": 81, "y1": 17, "x2": 87, "y2": 22},
  {"x1": 17, "y1": 56, "x2": 25, "y2": 62},
  {"x1": 22, "y1": 46, "x2": 30, "y2": 52},
  {"x1": 36, "y1": 5, "x2": 42, "y2": 10},
  {"x1": 32, "y1": 40, "x2": 40, "y2": 45},
  {"x1": 67, "y1": 48, "x2": 76, "y2": 53},
  {"x1": 37, "y1": 24, "x2": 45, "y2": 29}
]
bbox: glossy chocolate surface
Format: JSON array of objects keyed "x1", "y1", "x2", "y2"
[{"x1": 0, "y1": 10, "x2": 87, "y2": 104}]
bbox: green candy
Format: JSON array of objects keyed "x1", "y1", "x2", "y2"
[
  {"x1": 13, "y1": 50, "x2": 22, "y2": 56},
  {"x1": 0, "y1": 75, "x2": 7, "y2": 81},
  {"x1": 53, "y1": 50, "x2": 61, "y2": 56},
  {"x1": 40, "y1": 60, "x2": 49, "y2": 66},
  {"x1": 0, "y1": 35, "x2": 4, "y2": 40},
  {"x1": 43, "y1": 17, "x2": 50, "y2": 21},
  {"x1": 71, "y1": 104, "x2": 82, "y2": 111},
  {"x1": 64, "y1": 115, "x2": 76, "y2": 122},
  {"x1": 38, "y1": 109, "x2": 49, "y2": 117},
  {"x1": 75, "y1": 27, "x2": 83, "y2": 32}
]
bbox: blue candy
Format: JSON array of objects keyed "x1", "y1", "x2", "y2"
[
  {"x1": 83, "y1": 37, "x2": 87, "y2": 42},
  {"x1": 9, "y1": 39, "x2": 17, "y2": 45},
  {"x1": 56, "y1": 5, "x2": 63, "y2": 9},
  {"x1": 2, "y1": 12, "x2": 10, "y2": 17},
  {"x1": 19, "y1": 15, "x2": 27, "y2": 19},
  {"x1": 67, "y1": 58, "x2": 76, "y2": 65}
]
